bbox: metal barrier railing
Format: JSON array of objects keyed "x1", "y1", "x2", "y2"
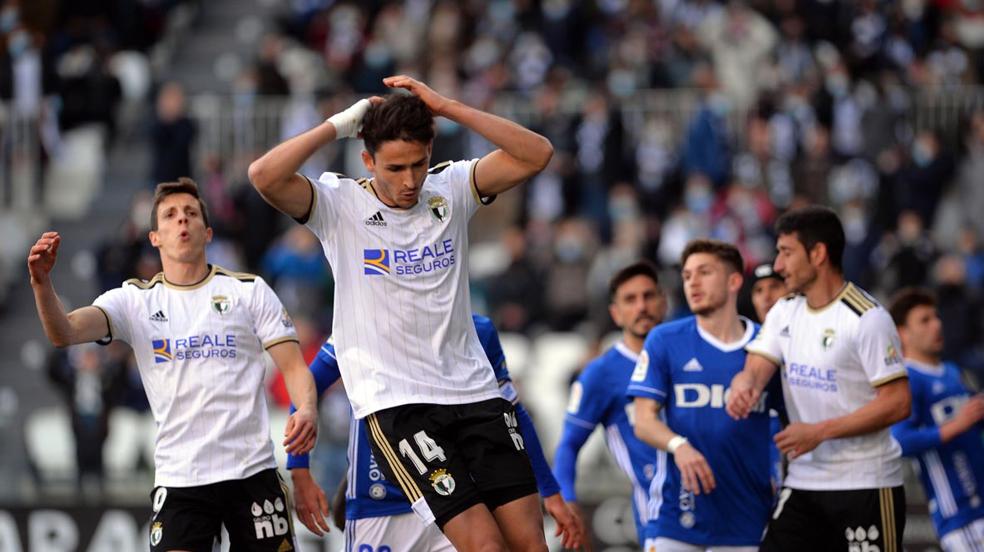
[{"x1": 0, "y1": 105, "x2": 43, "y2": 210}]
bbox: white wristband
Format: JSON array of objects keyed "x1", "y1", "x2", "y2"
[
  {"x1": 326, "y1": 99, "x2": 372, "y2": 139},
  {"x1": 666, "y1": 435, "x2": 688, "y2": 454}
]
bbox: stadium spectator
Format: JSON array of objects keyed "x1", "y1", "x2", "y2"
[
  {"x1": 888, "y1": 287, "x2": 984, "y2": 550},
  {"x1": 149, "y1": 81, "x2": 195, "y2": 185},
  {"x1": 28, "y1": 178, "x2": 318, "y2": 551},
  {"x1": 730, "y1": 206, "x2": 910, "y2": 551}
]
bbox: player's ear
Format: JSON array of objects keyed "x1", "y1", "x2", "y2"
[
  {"x1": 361, "y1": 149, "x2": 374, "y2": 172},
  {"x1": 205, "y1": 226, "x2": 213, "y2": 244},
  {"x1": 148, "y1": 230, "x2": 160, "y2": 248},
  {"x1": 729, "y1": 270, "x2": 744, "y2": 293},
  {"x1": 809, "y1": 242, "x2": 828, "y2": 268},
  {"x1": 609, "y1": 302, "x2": 623, "y2": 327}
]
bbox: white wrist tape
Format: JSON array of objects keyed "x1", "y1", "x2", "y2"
[
  {"x1": 327, "y1": 99, "x2": 372, "y2": 139},
  {"x1": 666, "y1": 435, "x2": 688, "y2": 454}
]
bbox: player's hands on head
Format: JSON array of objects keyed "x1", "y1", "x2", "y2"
[
  {"x1": 774, "y1": 422, "x2": 823, "y2": 460},
  {"x1": 725, "y1": 370, "x2": 761, "y2": 420},
  {"x1": 290, "y1": 468, "x2": 332, "y2": 536},
  {"x1": 544, "y1": 494, "x2": 589, "y2": 550},
  {"x1": 284, "y1": 406, "x2": 318, "y2": 455},
  {"x1": 27, "y1": 232, "x2": 61, "y2": 285},
  {"x1": 327, "y1": 98, "x2": 373, "y2": 140},
  {"x1": 674, "y1": 443, "x2": 716, "y2": 495},
  {"x1": 383, "y1": 75, "x2": 451, "y2": 116}
]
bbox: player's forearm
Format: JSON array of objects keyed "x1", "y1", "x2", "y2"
[
  {"x1": 282, "y1": 361, "x2": 318, "y2": 414},
  {"x1": 633, "y1": 399, "x2": 680, "y2": 450},
  {"x1": 553, "y1": 423, "x2": 593, "y2": 502},
  {"x1": 891, "y1": 423, "x2": 941, "y2": 456},
  {"x1": 32, "y1": 281, "x2": 76, "y2": 347},
  {"x1": 440, "y1": 100, "x2": 553, "y2": 172},
  {"x1": 817, "y1": 381, "x2": 911, "y2": 441},
  {"x1": 248, "y1": 122, "x2": 337, "y2": 195},
  {"x1": 744, "y1": 354, "x2": 780, "y2": 391},
  {"x1": 514, "y1": 402, "x2": 561, "y2": 497}
]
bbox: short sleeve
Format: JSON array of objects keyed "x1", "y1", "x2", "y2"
[
  {"x1": 745, "y1": 300, "x2": 785, "y2": 365},
  {"x1": 626, "y1": 331, "x2": 670, "y2": 403},
  {"x1": 301, "y1": 172, "x2": 342, "y2": 241},
  {"x1": 857, "y1": 308, "x2": 908, "y2": 387},
  {"x1": 248, "y1": 277, "x2": 299, "y2": 349},
  {"x1": 565, "y1": 361, "x2": 610, "y2": 429},
  {"x1": 438, "y1": 159, "x2": 490, "y2": 219},
  {"x1": 92, "y1": 287, "x2": 132, "y2": 345}
]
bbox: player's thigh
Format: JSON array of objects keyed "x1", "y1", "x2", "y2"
[
  {"x1": 940, "y1": 517, "x2": 984, "y2": 552},
  {"x1": 220, "y1": 469, "x2": 297, "y2": 552},
  {"x1": 148, "y1": 485, "x2": 222, "y2": 552},
  {"x1": 365, "y1": 404, "x2": 482, "y2": 529},
  {"x1": 455, "y1": 398, "x2": 538, "y2": 505},
  {"x1": 345, "y1": 513, "x2": 453, "y2": 552},
  {"x1": 759, "y1": 487, "x2": 827, "y2": 552},
  {"x1": 820, "y1": 486, "x2": 906, "y2": 552},
  {"x1": 489, "y1": 492, "x2": 546, "y2": 549}
]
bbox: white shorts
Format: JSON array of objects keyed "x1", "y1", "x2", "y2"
[
  {"x1": 643, "y1": 537, "x2": 758, "y2": 552},
  {"x1": 940, "y1": 517, "x2": 984, "y2": 552},
  {"x1": 344, "y1": 512, "x2": 454, "y2": 552}
]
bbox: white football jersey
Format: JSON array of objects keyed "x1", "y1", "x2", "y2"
[
  {"x1": 746, "y1": 282, "x2": 907, "y2": 490},
  {"x1": 301, "y1": 159, "x2": 500, "y2": 418},
  {"x1": 93, "y1": 266, "x2": 297, "y2": 487}
]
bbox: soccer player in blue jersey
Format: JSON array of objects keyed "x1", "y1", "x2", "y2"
[
  {"x1": 553, "y1": 260, "x2": 667, "y2": 544},
  {"x1": 287, "y1": 314, "x2": 584, "y2": 551},
  {"x1": 628, "y1": 239, "x2": 778, "y2": 552},
  {"x1": 888, "y1": 288, "x2": 984, "y2": 550}
]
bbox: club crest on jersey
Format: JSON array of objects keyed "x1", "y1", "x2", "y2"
[
  {"x1": 150, "y1": 522, "x2": 163, "y2": 546},
  {"x1": 821, "y1": 328, "x2": 836, "y2": 350},
  {"x1": 211, "y1": 295, "x2": 231, "y2": 315},
  {"x1": 429, "y1": 469, "x2": 456, "y2": 496},
  {"x1": 428, "y1": 195, "x2": 449, "y2": 222}
]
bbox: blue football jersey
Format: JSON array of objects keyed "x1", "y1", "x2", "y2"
[
  {"x1": 891, "y1": 360, "x2": 984, "y2": 537},
  {"x1": 626, "y1": 316, "x2": 776, "y2": 546},
  {"x1": 288, "y1": 314, "x2": 518, "y2": 519},
  {"x1": 562, "y1": 342, "x2": 666, "y2": 541}
]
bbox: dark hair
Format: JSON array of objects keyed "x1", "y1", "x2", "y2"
[
  {"x1": 681, "y1": 239, "x2": 744, "y2": 274},
  {"x1": 888, "y1": 287, "x2": 936, "y2": 327},
  {"x1": 151, "y1": 177, "x2": 210, "y2": 231},
  {"x1": 361, "y1": 94, "x2": 435, "y2": 156},
  {"x1": 774, "y1": 205, "x2": 845, "y2": 271},
  {"x1": 609, "y1": 260, "x2": 660, "y2": 302}
]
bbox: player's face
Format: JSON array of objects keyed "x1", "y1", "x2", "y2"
[
  {"x1": 901, "y1": 304, "x2": 944, "y2": 357},
  {"x1": 149, "y1": 193, "x2": 211, "y2": 262},
  {"x1": 752, "y1": 277, "x2": 787, "y2": 322},
  {"x1": 774, "y1": 233, "x2": 817, "y2": 294},
  {"x1": 362, "y1": 139, "x2": 432, "y2": 209},
  {"x1": 610, "y1": 275, "x2": 666, "y2": 339},
  {"x1": 682, "y1": 253, "x2": 739, "y2": 317}
]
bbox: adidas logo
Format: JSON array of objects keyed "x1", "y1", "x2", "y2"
[
  {"x1": 683, "y1": 358, "x2": 703, "y2": 372},
  {"x1": 365, "y1": 211, "x2": 386, "y2": 227},
  {"x1": 149, "y1": 310, "x2": 168, "y2": 322},
  {"x1": 780, "y1": 326, "x2": 790, "y2": 337}
]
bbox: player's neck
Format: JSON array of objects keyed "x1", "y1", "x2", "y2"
[
  {"x1": 803, "y1": 271, "x2": 846, "y2": 310},
  {"x1": 622, "y1": 332, "x2": 645, "y2": 354},
  {"x1": 695, "y1": 307, "x2": 744, "y2": 345},
  {"x1": 161, "y1": 258, "x2": 210, "y2": 286},
  {"x1": 905, "y1": 350, "x2": 940, "y2": 367}
]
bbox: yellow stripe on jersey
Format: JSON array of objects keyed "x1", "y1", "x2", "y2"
[
  {"x1": 214, "y1": 266, "x2": 257, "y2": 282},
  {"x1": 428, "y1": 161, "x2": 452, "y2": 174},
  {"x1": 125, "y1": 273, "x2": 164, "y2": 290},
  {"x1": 840, "y1": 286, "x2": 876, "y2": 317},
  {"x1": 365, "y1": 414, "x2": 423, "y2": 502},
  {"x1": 871, "y1": 371, "x2": 907, "y2": 387}
]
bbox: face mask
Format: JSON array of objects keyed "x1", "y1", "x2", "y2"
[
  {"x1": 708, "y1": 92, "x2": 731, "y2": 116},
  {"x1": 7, "y1": 30, "x2": 29, "y2": 58},
  {"x1": 685, "y1": 185, "x2": 713, "y2": 214},
  {"x1": 0, "y1": 6, "x2": 18, "y2": 33},
  {"x1": 911, "y1": 142, "x2": 932, "y2": 167},
  {"x1": 555, "y1": 237, "x2": 584, "y2": 262}
]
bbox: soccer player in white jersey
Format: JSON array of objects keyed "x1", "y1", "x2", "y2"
[
  {"x1": 628, "y1": 239, "x2": 779, "y2": 552},
  {"x1": 888, "y1": 288, "x2": 984, "y2": 551},
  {"x1": 28, "y1": 179, "x2": 319, "y2": 552},
  {"x1": 247, "y1": 75, "x2": 554, "y2": 551},
  {"x1": 727, "y1": 205, "x2": 912, "y2": 552}
]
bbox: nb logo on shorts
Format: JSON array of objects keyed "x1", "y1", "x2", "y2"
[
  {"x1": 252, "y1": 498, "x2": 290, "y2": 540},
  {"x1": 845, "y1": 525, "x2": 880, "y2": 552},
  {"x1": 503, "y1": 412, "x2": 525, "y2": 450}
]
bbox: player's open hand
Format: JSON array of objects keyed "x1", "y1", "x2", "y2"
[
  {"x1": 674, "y1": 443, "x2": 716, "y2": 495},
  {"x1": 284, "y1": 406, "x2": 318, "y2": 455},
  {"x1": 954, "y1": 395, "x2": 984, "y2": 432},
  {"x1": 725, "y1": 370, "x2": 760, "y2": 420},
  {"x1": 383, "y1": 75, "x2": 451, "y2": 116},
  {"x1": 544, "y1": 494, "x2": 589, "y2": 550},
  {"x1": 291, "y1": 468, "x2": 331, "y2": 536},
  {"x1": 27, "y1": 232, "x2": 61, "y2": 286},
  {"x1": 774, "y1": 422, "x2": 823, "y2": 460}
]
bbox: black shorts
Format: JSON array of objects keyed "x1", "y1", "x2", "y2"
[
  {"x1": 365, "y1": 397, "x2": 538, "y2": 528},
  {"x1": 149, "y1": 468, "x2": 296, "y2": 552},
  {"x1": 760, "y1": 486, "x2": 905, "y2": 552}
]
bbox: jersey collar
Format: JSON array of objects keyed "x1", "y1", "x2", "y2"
[
  {"x1": 614, "y1": 341, "x2": 640, "y2": 363},
  {"x1": 695, "y1": 316, "x2": 755, "y2": 352},
  {"x1": 904, "y1": 357, "x2": 944, "y2": 375}
]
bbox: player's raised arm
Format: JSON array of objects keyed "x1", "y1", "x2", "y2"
[
  {"x1": 248, "y1": 98, "x2": 380, "y2": 219},
  {"x1": 29, "y1": 232, "x2": 110, "y2": 347},
  {"x1": 267, "y1": 341, "x2": 319, "y2": 455},
  {"x1": 383, "y1": 75, "x2": 553, "y2": 197}
]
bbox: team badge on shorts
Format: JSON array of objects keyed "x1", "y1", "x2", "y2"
[
  {"x1": 150, "y1": 522, "x2": 163, "y2": 546},
  {"x1": 428, "y1": 196, "x2": 449, "y2": 222},
  {"x1": 679, "y1": 512, "x2": 695, "y2": 528},
  {"x1": 369, "y1": 483, "x2": 387, "y2": 500},
  {"x1": 429, "y1": 469, "x2": 456, "y2": 496},
  {"x1": 212, "y1": 295, "x2": 231, "y2": 314}
]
